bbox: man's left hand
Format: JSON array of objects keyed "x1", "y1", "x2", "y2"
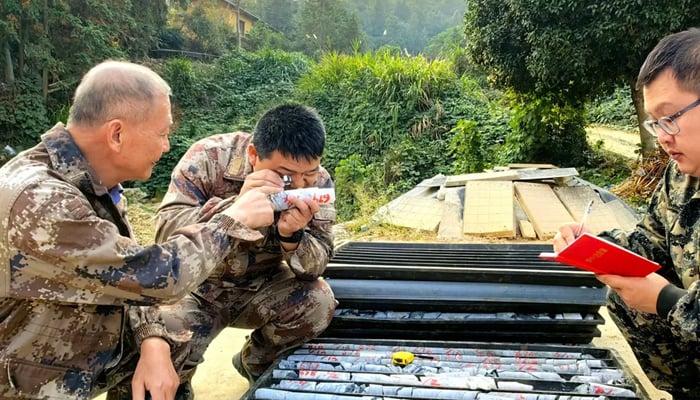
[
  {"x1": 596, "y1": 272, "x2": 670, "y2": 314},
  {"x1": 132, "y1": 337, "x2": 179, "y2": 400},
  {"x1": 277, "y1": 196, "x2": 319, "y2": 238}
]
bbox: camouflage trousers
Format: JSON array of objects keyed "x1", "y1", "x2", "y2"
[
  {"x1": 158, "y1": 265, "x2": 337, "y2": 379},
  {"x1": 96, "y1": 324, "x2": 194, "y2": 400},
  {"x1": 607, "y1": 289, "x2": 700, "y2": 399}
]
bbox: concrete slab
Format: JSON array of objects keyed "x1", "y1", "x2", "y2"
[
  {"x1": 382, "y1": 195, "x2": 443, "y2": 232},
  {"x1": 553, "y1": 185, "x2": 622, "y2": 234},
  {"x1": 463, "y1": 180, "x2": 515, "y2": 237},
  {"x1": 607, "y1": 199, "x2": 642, "y2": 231},
  {"x1": 437, "y1": 187, "x2": 463, "y2": 240},
  {"x1": 514, "y1": 181, "x2": 574, "y2": 240}
]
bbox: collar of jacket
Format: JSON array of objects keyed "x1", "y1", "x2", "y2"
[
  {"x1": 224, "y1": 133, "x2": 255, "y2": 182},
  {"x1": 42, "y1": 122, "x2": 110, "y2": 198}
]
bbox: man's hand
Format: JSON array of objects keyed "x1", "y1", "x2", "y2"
[
  {"x1": 132, "y1": 337, "x2": 179, "y2": 400},
  {"x1": 239, "y1": 169, "x2": 286, "y2": 196},
  {"x1": 553, "y1": 222, "x2": 589, "y2": 252},
  {"x1": 277, "y1": 195, "x2": 320, "y2": 237},
  {"x1": 220, "y1": 188, "x2": 278, "y2": 229},
  {"x1": 596, "y1": 272, "x2": 670, "y2": 314}
]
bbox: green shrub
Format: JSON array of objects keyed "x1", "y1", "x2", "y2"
[
  {"x1": 298, "y1": 49, "x2": 507, "y2": 195},
  {"x1": 448, "y1": 119, "x2": 488, "y2": 173},
  {"x1": 334, "y1": 154, "x2": 393, "y2": 222},
  {"x1": 501, "y1": 93, "x2": 588, "y2": 166},
  {"x1": 0, "y1": 78, "x2": 50, "y2": 153},
  {"x1": 587, "y1": 85, "x2": 637, "y2": 129}
]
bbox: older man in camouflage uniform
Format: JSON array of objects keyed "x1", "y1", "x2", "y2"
[
  {"x1": 0, "y1": 61, "x2": 279, "y2": 400},
  {"x1": 555, "y1": 28, "x2": 700, "y2": 400},
  {"x1": 148, "y1": 103, "x2": 337, "y2": 390}
]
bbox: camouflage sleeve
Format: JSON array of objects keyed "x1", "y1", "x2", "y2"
[
  {"x1": 599, "y1": 165, "x2": 700, "y2": 341},
  {"x1": 155, "y1": 193, "x2": 231, "y2": 243},
  {"x1": 154, "y1": 142, "x2": 239, "y2": 243},
  {"x1": 598, "y1": 168, "x2": 673, "y2": 270},
  {"x1": 8, "y1": 179, "x2": 257, "y2": 305}
]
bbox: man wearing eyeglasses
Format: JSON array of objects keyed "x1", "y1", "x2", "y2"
[{"x1": 553, "y1": 28, "x2": 700, "y2": 400}]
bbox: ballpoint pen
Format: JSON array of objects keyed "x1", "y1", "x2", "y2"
[{"x1": 575, "y1": 200, "x2": 594, "y2": 237}]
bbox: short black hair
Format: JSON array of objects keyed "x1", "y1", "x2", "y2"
[
  {"x1": 637, "y1": 28, "x2": 700, "y2": 95},
  {"x1": 252, "y1": 103, "x2": 326, "y2": 162}
]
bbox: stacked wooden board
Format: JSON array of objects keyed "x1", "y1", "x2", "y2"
[{"x1": 374, "y1": 165, "x2": 640, "y2": 240}]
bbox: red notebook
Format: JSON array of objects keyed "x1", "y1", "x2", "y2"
[{"x1": 538, "y1": 233, "x2": 661, "y2": 277}]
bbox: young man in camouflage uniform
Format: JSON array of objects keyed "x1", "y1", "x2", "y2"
[
  {"x1": 0, "y1": 61, "x2": 280, "y2": 400},
  {"x1": 554, "y1": 28, "x2": 700, "y2": 400},
  {"x1": 147, "y1": 103, "x2": 337, "y2": 391}
]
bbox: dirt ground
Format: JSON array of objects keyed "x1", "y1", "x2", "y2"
[{"x1": 586, "y1": 125, "x2": 641, "y2": 160}]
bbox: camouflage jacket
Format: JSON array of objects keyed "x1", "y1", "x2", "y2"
[
  {"x1": 0, "y1": 124, "x2": 259, "y2": 399},
  {"x1": 154, "y1": 132, "x2": 335, "y2": 301},
  {"x1": 600, "y1": 161, "x2": 700, "y2": 342}
]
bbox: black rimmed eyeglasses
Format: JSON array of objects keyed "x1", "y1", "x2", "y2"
[{"x1": 643, "y1": 98, "x2": 700, "y2": 137}]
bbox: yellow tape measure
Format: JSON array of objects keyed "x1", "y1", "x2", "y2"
[{"x1": 392, "y1": 351, "x2": 415, "y2": 366}]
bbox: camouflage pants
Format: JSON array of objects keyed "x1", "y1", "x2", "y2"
[
  {"x1": 96, "y1": 324, "x2": 194, "y2": 400},
  {"x1": 159, "y1": 265, "x2": 337, "y2": 379},
  {"x1": 607, "y1": 289, "x2": 700, "y2": 399}
]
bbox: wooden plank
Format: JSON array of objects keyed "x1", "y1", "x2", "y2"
[
  {"x1": 514, "y1": 182, "x2": 573, "y2": 240},
  {"x1": 463, "y1": 181, "x2": 515, "y2": 237},
  {"x1": 445, "y1": 170, "x2": 520, "y2": 187},
  {"x1": 553, "y1": 186, "x2": 622, "y2": 235},
  {"x1": 437, "y1": 187, "x2": 463, "y2": 240},
  {"x1": 516, "y1": 167, "x2": 579, "y2": 181},
  {"x1": 382, "y1": 196, "x2": 443, "y2": 232},
  {"x1": 607, "y1": 199, "x2": 641, "y2": 231}
]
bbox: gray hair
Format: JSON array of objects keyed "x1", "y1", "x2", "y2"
[
  {"x1": 637, "y1": 28, "x2": 700, "y2": 95},
  {"x1": 67, "y1": 60, "x2": 171, "y2": 127}
]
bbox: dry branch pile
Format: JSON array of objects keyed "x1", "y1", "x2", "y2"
[{"x1": 611, "y1": 151, "x2": 668, "y2": 201}]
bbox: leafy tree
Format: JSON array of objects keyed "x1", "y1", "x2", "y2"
[
  {"x1": 253, "y1": 0, "x2": 299, "y2": 38},
  {"x1": 0, "y1": 0, "x2": 168, "y2": 151},
  {"x1": 349, "y1": 0, "x2": 466, "y2": 55},
  {"x1": 170, "y1": 0, "x2": 238, "y2": 55},
  {"x1": 297, "y1": 0, "x2": 362, "y2": 56},
  {"x1": 244, "y1": 23, "x2": 291, "y2": 51},
  {"x1": 464, "y1": 0, "x2": 700, "y2": 158}
]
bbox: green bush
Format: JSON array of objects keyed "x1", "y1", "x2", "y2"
[
  {"x1": 448, "y1": 119, "x2": 488, "y2": 173},
  {"x1": 0, "y1": 78, "x2": 50, "y2": 153},
  {"x1": 297, "y1": 49, "x2": 509, "y2": 203},
  {"x1": 334, "y1": 154, "x2": 393, "y2": 222},
  {"x1": 501, "y1": 93, "x2": 589, "y2": 166},
  {"x1": 587, "y1": 85, "x2": 637, "y2": 129}
]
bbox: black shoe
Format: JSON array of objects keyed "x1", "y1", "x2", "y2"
[
  {"x1": 232, "y1": 352, "x2": 260, "y2": 384},
  {"x1": 144, "y1": 382, "x2": 194, "y2": 400},
  {"x1": 174, "y1": 381, "x2": 194, "y2": 400}
]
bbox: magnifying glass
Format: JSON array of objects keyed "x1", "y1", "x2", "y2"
[{"x1": 281, "y1": 175, "x2": 292, "y2": 188}]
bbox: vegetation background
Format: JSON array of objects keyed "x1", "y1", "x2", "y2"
[
  {"x1": 2, "y1": 0, "x2": 699, "y2": 226},
  {"x1": 2, "y1": 2, "x2": 691, "y2": 398}
]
